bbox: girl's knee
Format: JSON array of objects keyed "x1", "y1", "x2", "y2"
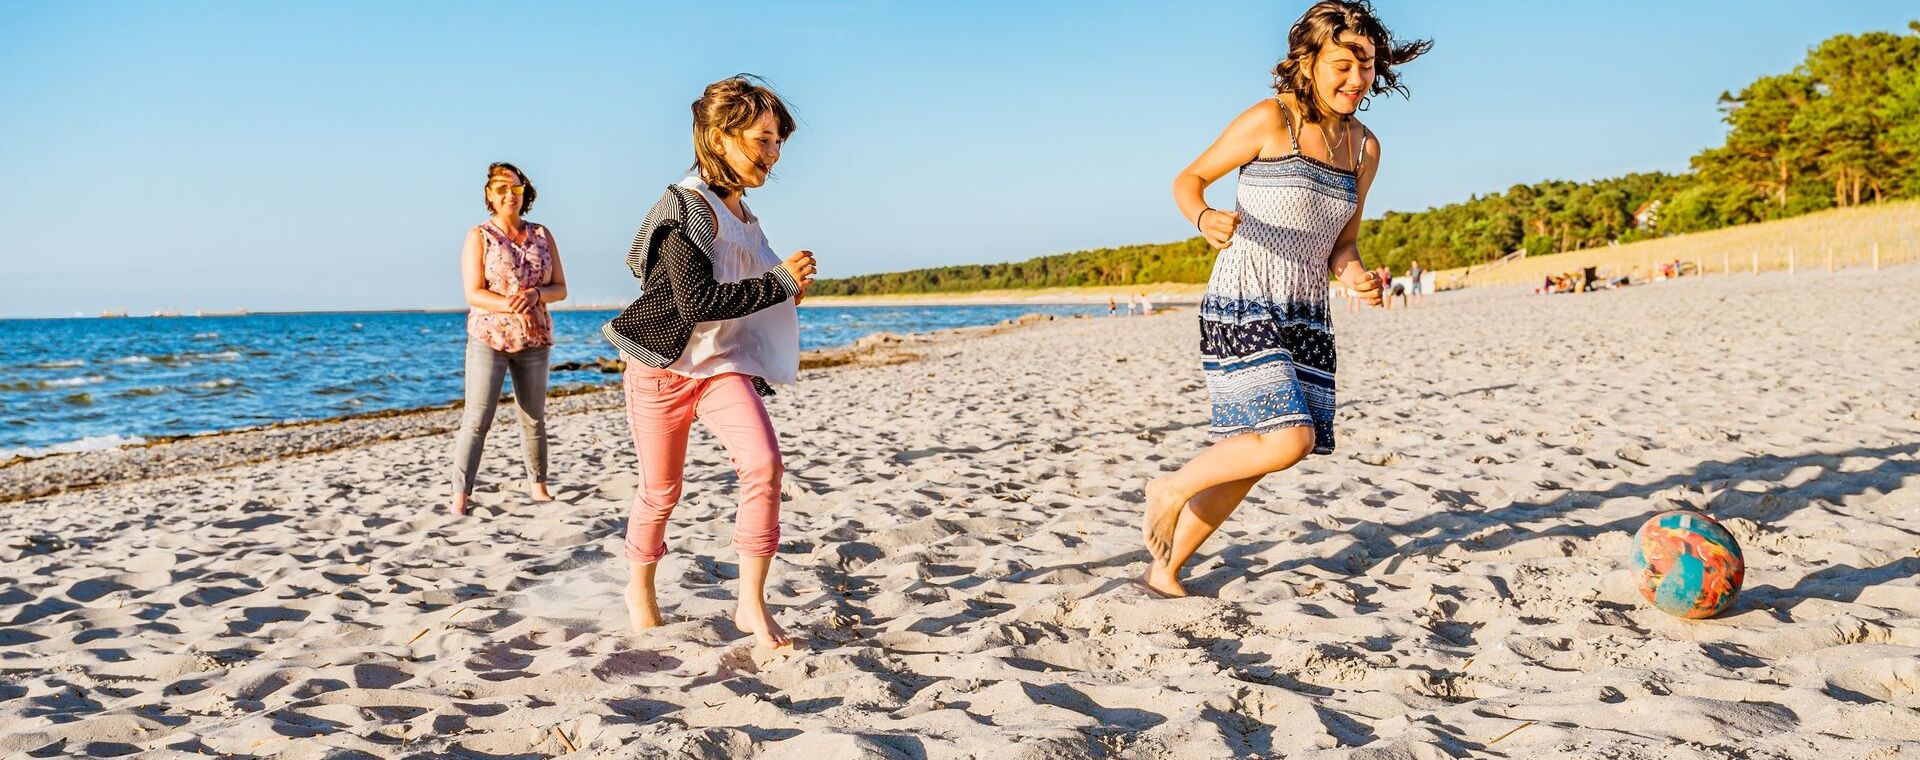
[
  {"x1": 1257, "y1": 426, "x2": 1315, "y2": 465},
  {"x1": 733, "y1": 447, "x2": 784, "y2": 486},
  {"x1": 637, "y1": 485, "x2": 682, "y2": 514}
]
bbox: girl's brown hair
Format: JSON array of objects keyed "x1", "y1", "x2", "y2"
[
  {"x1": 691, "y1": 75, "x2": 796, "y2": 198},
  {"x1": 1272, "y1": 0, "x2": 1431, "y2": 123},
  {"x1": 482, "y1": 162, "x2": 536, "y2": 215}
]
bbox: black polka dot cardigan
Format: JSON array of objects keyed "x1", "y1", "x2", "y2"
[{"x1": 601, "y1": 185, "x2": 800, "y2": 396}]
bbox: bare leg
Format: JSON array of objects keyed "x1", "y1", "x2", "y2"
[
  {"x1": 625, "y1": 560, "x2": 663, "y2": 631},
  {"x1": 527, "y1": 481, "x2": 553, "y2": 502},
  {"x1": 1145, "y1": 475, "x2": 1263, "y2": 596},
  {"x1": 450, "y1": 491, "x2": 469, "y2": 516},
  {"x1": 1144, "y1": 427, "x2": 1314, "y2": 569},
  {"x1": 733, "y1": 553, "x2": 791, "y2": 649}
]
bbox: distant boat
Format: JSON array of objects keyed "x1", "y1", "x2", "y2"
[
  {"x1": 194, "y1": 309, "x2": 251, "y2": 317},
  {"x1": 99, "y1": 310, "x2": 128, "y2": 318},
  {"x1": 151, "y1": 309, "x2": 181, "y2": 318}
]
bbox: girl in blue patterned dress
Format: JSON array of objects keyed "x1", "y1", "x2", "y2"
[{"x1": 1143, "y1": 0, "x2": 1429, "y2": 597}]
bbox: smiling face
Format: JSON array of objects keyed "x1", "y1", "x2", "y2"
[
  {"x1": 1310, "y1": 31, "x2": 1377, "y2": 117},
  {"x1": 485, "y1": 168, "x2": 525, "y2": 217},
  {"x1": 711, "y1": 111, "x2": 784, "y2": 190}
]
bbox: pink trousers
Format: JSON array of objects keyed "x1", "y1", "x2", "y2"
[{"x1": 620, "y1": 359, "x2": 783, "y2": 564}]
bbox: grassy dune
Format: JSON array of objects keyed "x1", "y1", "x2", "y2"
[{"x1": 1439, "y1": 199, "x2": 1920, "y2": 289}]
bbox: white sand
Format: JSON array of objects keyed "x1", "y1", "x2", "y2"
[{"x1": 3, "y1": 266, "x2": 1918, "y2": 758}]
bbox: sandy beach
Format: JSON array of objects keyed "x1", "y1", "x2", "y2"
[{"x1": 3, "y1": 265, "x2": 1918, "y2": 758}]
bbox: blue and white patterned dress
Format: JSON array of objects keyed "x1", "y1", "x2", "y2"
[{"x1": 1200, "y1": 99, "x2": 1366, "y2": 455}]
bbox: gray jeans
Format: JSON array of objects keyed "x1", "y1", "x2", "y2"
[{"x1": 450, "y1": 338, "x2": 550, "y2": 494}]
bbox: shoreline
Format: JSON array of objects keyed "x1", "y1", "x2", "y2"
[
  {"x1": 799, "y1": 282, "x2": 1207, "y2": 307},
  {"x1": 6, "y1": 285, "x2": 1209, "y2": 321},
  {"x1": 0, "y1": 309, "x2": 1122, "y2": 502}
]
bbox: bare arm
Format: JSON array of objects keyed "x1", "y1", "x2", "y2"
[
  {"x1": 1331, "y1": 131, "x2": 1384, "y2": 307},
  {"x1": 461, "y1": 228, "x2": 516, "y2": 313},
  {"x1": 1173, "y1": 100, "x2": 1282, "y2": 248},
  {"x1": 1329, "y1": 131, "x2": 1381, "y2": 278},
  {"x1": 535, "y1": 226, "x2": 567, "y2": 304}
]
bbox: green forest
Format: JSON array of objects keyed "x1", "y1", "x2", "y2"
[{"x1": 810, "y1": 22, "x2": 1920, "y2": 296}]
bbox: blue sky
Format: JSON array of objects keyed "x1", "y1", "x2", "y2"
[{"x1": 4, "y1": 1, "x2": 1914, "y2": 317}]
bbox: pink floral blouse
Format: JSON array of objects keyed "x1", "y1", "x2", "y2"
[{"x1": 467, "y1": 222, "x2": 554, "y2": 352}]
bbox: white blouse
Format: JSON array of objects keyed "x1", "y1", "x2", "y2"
[{"x1": 665, "y1": 176, "x2": 800, "y2": 385}]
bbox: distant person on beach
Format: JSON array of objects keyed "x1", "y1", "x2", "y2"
[
  {"x1": 1109, "y1": 296, "x2": 1118, "y2": 317},
  {"x1": 1140, "y1": 292, "x2": 1154, "y2": 315},
  {"x1": 1147, "y1": 0, "x2": 1424, "y2": 597},
  {"x1": 1408, "y1": 260, "x2": 1424, "y2": 305},
  {"x1": 1377, "y1": 266, "x2": 1398, "y2": 309},
  {"x1": 449, "y1": 161, "x2": 569, "y2": 516},
  {"x1": 601, "y1": 76, "x2": 816, "y2": 649}
]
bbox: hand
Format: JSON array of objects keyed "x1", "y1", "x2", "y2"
[
  {"x1": 1338, "y1": 262, "x2": 1383, "y2": 308},
  {"x1": 1198, "y1": 208, "x2": 1240, "y2": 250},
  {"x1": 780, "y1": 250, "x2": 817, "y2": 293},
  {"x1": 507, "y1": 287, "x2": 540, "y2": 313},
  {"x1": 794, "y1": 280, "x2": 808, "y2": 306}
]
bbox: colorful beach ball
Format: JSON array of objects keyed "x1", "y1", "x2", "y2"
[{"x1": 1631, "y1": 510, "x2": 1744, "y2": 619}]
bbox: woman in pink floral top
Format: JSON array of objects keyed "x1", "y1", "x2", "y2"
[{"x1": 449, "y1": 162, "x2": 569, "y2": 516}]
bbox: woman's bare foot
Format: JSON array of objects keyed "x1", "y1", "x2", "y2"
[
  {"x1": 449, "y1": 492, "x2": 469, "y2": 516},
  {"x1": 1143, "y1": 561, "x2": 1189, "y2": 598},
  {"x1": 1142, "y1": 476, "x2": 1185, "y2": 566},
  {"x1": 625, "y1": 581, "x2": 663, "y2": 632},
  {"x1": 527, "y1": 481, "x2": 553, "y2": 502},
  {"x1": 734, "y1": 600, "x2": 791, "y2": 649}
]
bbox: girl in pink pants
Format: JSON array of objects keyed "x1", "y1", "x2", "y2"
[
  {"x1": 601, "y1": 76, "x2": 816, "y2": 649},
  {"x1": 619, "y1": 366, "x2": 782, "y2": 566}
]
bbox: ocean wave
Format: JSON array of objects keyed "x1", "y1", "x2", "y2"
[
  {"x1": 193, "y1": 332, "x2": 219, "y2": 339},
  {"x1": 29, "y1": 359, "x2": 86, "y2": 369},
  {"x1": 44, "y1": 375, "x2": 106, "y2": 388},
  {"x1": 0, "y1": 433, "x2": 147, "y2": 461},
  {"x1": 194, "y1": 378, "x2": 240, "y2": 389},
  {"x1": 103, "y1": 350, "x2": 245, "y2": 366},
  {"x1": 117, "y1": 386, "x2": 171, "y2": 398},
  {"x1": 62, "y1": 392, "x2": 93, "y2": 406}
]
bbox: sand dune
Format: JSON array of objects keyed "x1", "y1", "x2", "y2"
[{"x1": 3, "y1": 266, "x2": 1918, "y2": 758}]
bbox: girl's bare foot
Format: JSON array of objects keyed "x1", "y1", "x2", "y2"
[
  {"x1": 1142, "y1": 476, "x2": 1184, "y2": 566},
  {"x1": 625, "y1": 581, "x2": 663, "y2": 632},
  {"x1": 449, "y1": 492, "x2": 469, "y2": 516},
  {"x1": 1143, "y1": 561, "x2": 1188, "y2": 598},
  {"x1": 734, "y1": 600, "x2": 791, "y2": 649},
  {"x1": 527, "y1": 481, "x2": 553, "y2": 502}
]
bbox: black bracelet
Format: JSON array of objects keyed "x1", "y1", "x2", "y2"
[{"x1": 1194, "y1": 208, "x2": 1213, "y2": 229}]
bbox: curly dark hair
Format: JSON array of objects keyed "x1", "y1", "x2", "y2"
[
  {"x1": 1272, "y1": 0, "x2": 1431, "y2": 123},
  {"x1": 482, "y1": 161, "x2": 536, "y2": 215}
]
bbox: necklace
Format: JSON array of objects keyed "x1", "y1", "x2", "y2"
[
  {"x1": 492, "y1": 218, "x2": 527, "y2": 245},
  {"x1": 1316, "y1": 117, "x2": 1350, "y2": 166}
]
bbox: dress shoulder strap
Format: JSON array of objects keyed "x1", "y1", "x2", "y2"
[
  {"x1": 1274, "y1": 97, "x2": 1301, "y2": 154},
  {"x1": 1355, "y1": 127, "x2": 1371, "y2": 173}
]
